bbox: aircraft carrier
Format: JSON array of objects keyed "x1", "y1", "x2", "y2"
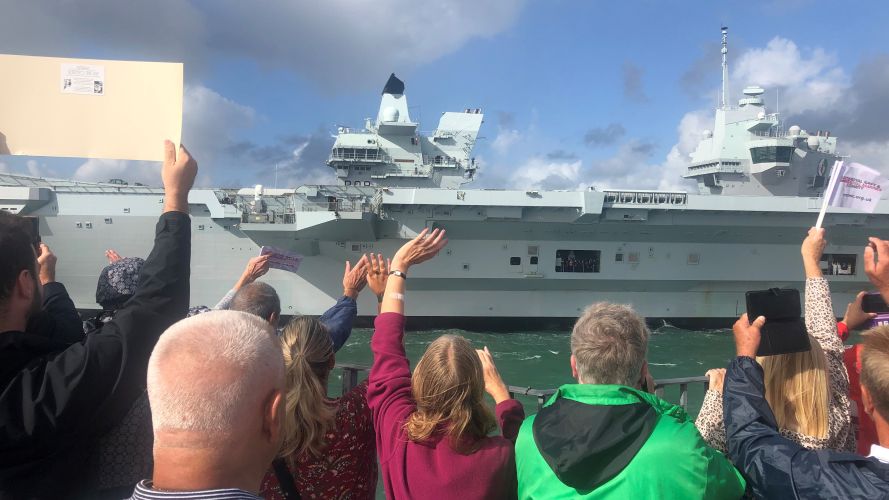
[{"x1": 1, "y1": 28, "x2": 886, "y2": 330}]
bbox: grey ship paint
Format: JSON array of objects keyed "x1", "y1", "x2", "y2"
[{"x1": 1, "y1": 28, "x2": 884, "y2": 329}]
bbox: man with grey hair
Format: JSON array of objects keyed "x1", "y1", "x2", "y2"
[
  {"x1": 514, "y1": 302, "x2": 746, "y2": 498},
  {"x1": 131, "y1": 310, "x2": 285, "y2": 499},
  {"x1": 230, "y1": 282, "x2": 281, "y2": 326},
  {"x1": 216, "y1": 255, "x2": 370, "y2": 351}
]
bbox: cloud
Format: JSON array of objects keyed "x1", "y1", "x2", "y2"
[
  {"x1": 622, "y1": 62, "x2": 648, "y2": 102},
  {"x1": 25, "y1": 159, "x2": 58, "y2": 178},
  {"x1": 732, "y1": 37, "x2": 847, "y2": 114},
  {"x1": 73, "y1": 159, "x2": 160, "y2": 185},
  {"x1": 510, "y1": 157, "x2": 584, "y2": 191},
  {"x1": 497, "y1": 111, "x2": 516, "y2": 129},
  {"x1": 583, "y1": 123, "x2": 626, "y2": 147},
  {"x1": 492, "y1": 129, "x2": 522, "y2": 155},
  {"x1": 0, "y1": 0, "x2": 525, "y2": 90},
  {"x1": 680, "y1": 41, "x2": 724, "y2": 97},
  {"x1": 546, "y1": 150, "x2": 577, "y2": 160}
]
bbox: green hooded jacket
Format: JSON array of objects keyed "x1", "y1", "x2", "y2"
[{"x1": 515, "y1": 384, "x2": 746, "y2": 499}]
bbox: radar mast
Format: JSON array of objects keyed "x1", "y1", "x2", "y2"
[{"x1": 721, "y1": 26, "x2": 729, "y2": 110}]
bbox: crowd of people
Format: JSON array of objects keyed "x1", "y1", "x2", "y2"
[{"x1": 4, "y1": 141, "x2": 889, "y2": 498}]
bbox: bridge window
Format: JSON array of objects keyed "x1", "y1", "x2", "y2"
[
  {"x1": 510, "y1": 257, "x2": 521, "y2": 266},
  {"x1": 750, "y1": 146, "x2": 793, "y2": 164},
  {"x1": 555, "y1": 250, "x2": 601, "y2": 273},
  {"x1": 821, "y1": 254, "x2": 856, "y2": 276}
]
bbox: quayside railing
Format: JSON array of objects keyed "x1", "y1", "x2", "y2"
[{"x1": 336, "y1": 363, "x2": 709, "y2": 412}]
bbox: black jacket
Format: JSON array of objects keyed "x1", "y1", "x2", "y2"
[
  {"x1": 26, "y1": 282, "x2": 86, "y2": 344},
  {"x1": 0, "y1": 212, "x2": 191, "y2": 499},
  {"x1": 725, "y1": 356, "x2": 889, "y2": 499}
]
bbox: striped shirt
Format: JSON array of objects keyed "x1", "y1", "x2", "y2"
[{"x1": 130, "y1": 480, "x2": 261, "y2": 499}]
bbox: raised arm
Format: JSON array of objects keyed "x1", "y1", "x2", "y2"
[
  {"x1": 476, "y1": 346, "x2": 524, "y2": 441},
  {"x1": 26, "y1": 244, "x2": 84, "y2": 343},
  {"x1": 215, "y1": 255, "x2": 271, "y2": 309},
  {"x1": 801, "y1": 228, "x2": 842, "y2": 354},
  {"x1": 366, "y1": 253, "x2": 390, "y2": 313},
  {"x1": 320, "y1": 256, "x2": 367, "y2": 350},
  {"x1": 0, "y1": 141, "x2": 197, "y2": 459},
  {"x1": 367, "y1": 229, "x2": 447, "y2": 458}
]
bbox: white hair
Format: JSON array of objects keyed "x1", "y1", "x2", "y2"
[{"x1": 147, "y1": 310, "x2": 284, "y2": 437}]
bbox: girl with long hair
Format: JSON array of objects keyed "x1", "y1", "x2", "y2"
[
  {"x1": 696, "y1": 227, "x2": 854, "y2": 453},
  {"x1": 260, "y1": 317, "x2": 377, "y2": 499},
  {"x1": 368, "y1": 228, "x2": 525, "y2": 499}
]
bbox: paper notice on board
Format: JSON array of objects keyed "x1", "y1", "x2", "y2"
[
  {"x1": 61, "y1": 63, "x2": 105, "y2": 95},
  {"x1": 0, "y1": 54, "x2": 182, "y2": 161}
]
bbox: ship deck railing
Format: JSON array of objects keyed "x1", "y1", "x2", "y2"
[
  {"x1": 602, "y1": 190, "x2": 688, "y2": 206},
  {"x1": 336, "y1": 363, "x2": 708, "y2": 412}
]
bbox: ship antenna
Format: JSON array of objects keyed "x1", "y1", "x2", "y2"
[{"x1": 721, "y1": 26, "x2": 729, "y2": 110}]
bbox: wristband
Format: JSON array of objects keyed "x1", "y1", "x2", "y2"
[
  {"x1": 389, "y1": 270, "x2": 407, "y2": 280},
  {"x1": 377, "y1": 294, "x2": 384, "y2": 303},
  {"x1": 387, "y1": 292, "x2": 405, "y2": 301}
]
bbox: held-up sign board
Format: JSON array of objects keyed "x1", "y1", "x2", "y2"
[
  {"x1": 0, "y1": 54, "x2": 183, "y2": 162},
  {"x1": 260, "y1": 246, "x2": 304, "y2": 273}
]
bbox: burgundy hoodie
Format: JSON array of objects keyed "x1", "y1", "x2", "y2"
[{"x1": 368, "y1": 313, "x2": 525, "y2": 499}]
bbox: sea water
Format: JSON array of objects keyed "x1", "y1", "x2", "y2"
[{"x1": 334, "y1": 325, "x2": 740, "y2": 417}]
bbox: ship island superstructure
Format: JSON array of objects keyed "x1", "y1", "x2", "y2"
[{"x1": 1, "y1": 28, "x2": 885, "y2": 329}]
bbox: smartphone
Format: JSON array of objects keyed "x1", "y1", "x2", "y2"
[
  {"x1": 862, "y1": 292, "x2": 889, "y2": 314},
  {"x1": 21, "y1": 216, "x2": 41, "y2": 250}
]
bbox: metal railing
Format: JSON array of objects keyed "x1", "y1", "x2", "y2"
[{"x1": 337, "y1": 364, "x2": 709, "y2": 412}]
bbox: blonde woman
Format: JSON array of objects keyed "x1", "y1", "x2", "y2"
[
  {"x1": 259, "y1": 256, "x2": 386, "y2": 500},
  {"x1": 368, "y1": 228, "x2": 525, "y2": 500},
  {"x1": 695, "y1": 227, "x2": 855, "y2": 453}
]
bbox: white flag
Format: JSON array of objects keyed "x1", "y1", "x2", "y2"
[
  {"x1": 816, "y1": 160, "x2": 886, "y2": 228},
  {"x1": 827, "y1": 161, "x2": 885, "y2": 211}
]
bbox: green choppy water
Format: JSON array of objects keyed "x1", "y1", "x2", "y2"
[{"x1": 332, "y1": 325, "x2": 740, "y2": 417}]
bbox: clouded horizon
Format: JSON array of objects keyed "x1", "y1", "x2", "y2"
[{"x1": 1, "y1": 0, "x2": 888, "y2": 193}]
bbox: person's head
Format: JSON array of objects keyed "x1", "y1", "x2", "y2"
[
  {"x1": 756, "y1": 336, "x2": 829, "y2": 438},
  {"x1": 570, "y1": 302, "x2": 649, "y2": 387},
  {"x1": 230, "y1": 282, "x2": 281, "y2": 327},
  {"x1": 860, "y1": 325, "x2": 889, "y2": 442},
  {"x1": 95, "y1": 257, "x2": 145, "y2": 311},
  {"x1": 405, "y1": 334, "x2": 495, "y2": 454},
  {"x1": 279, "y1": 316, "x2": 336, "y2": 458},
  {"x1": 147, "y1": 310, "x2": 285, "y2": 491},
  {"x1": 0, "y1": 211, "x2": 41, "y2": 329}
]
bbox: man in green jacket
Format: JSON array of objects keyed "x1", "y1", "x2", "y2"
[{"x1": 515, "y1": 302, "x2": 746, "y2": 499}]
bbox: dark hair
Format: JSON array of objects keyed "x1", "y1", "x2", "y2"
[
  {"x1": 0, "y1": 211, "x2": 38, "y2": 304},
  {"x1": 230, "y1": 282, "x2": 281, "y2": 322}
]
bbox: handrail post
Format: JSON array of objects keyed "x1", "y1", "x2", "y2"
[
  {"x1": 679, "y1": 383, "x2": 688, "y2": 410},
  {"x1": 342, "y1": 366, "x2": 359, "y2": 394}
]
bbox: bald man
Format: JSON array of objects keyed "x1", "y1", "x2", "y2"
[{"x1": 131, "y1": 310, "x2": 285, "y2": 499}]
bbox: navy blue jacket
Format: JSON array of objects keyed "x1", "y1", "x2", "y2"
[
  {"x1": 318, "y1": 295, "x2": 358, "y2": 352},
  {"x1": 724, "y1": 356, "x2": 889, "y2": 499}
]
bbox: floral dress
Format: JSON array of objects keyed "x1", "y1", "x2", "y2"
[
  {"x1": 260, "y1": 380, "x2": 377, "y2": 500},
  {"x1": 695, "y1": 277, "x2": 855, "y2": 453}
]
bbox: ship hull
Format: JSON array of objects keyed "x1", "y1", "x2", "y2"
[{"x1": 20, "y1": 186, "x2": 884, "y2": 331}]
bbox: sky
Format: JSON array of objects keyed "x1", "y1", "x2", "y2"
[{"x1": 1, "y1": 0, "x2": 889, "y2": 192}]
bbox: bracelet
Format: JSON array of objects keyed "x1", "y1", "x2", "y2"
[
  {"x1": 377, "y1": 294, "x2": 384, "y2": 303},
  {"x1": 387, "y1": 292, "x2": 405, "y2": 301},
  {"x1": 389, "y1": 270, "x2": 407, "y2": 280}
]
